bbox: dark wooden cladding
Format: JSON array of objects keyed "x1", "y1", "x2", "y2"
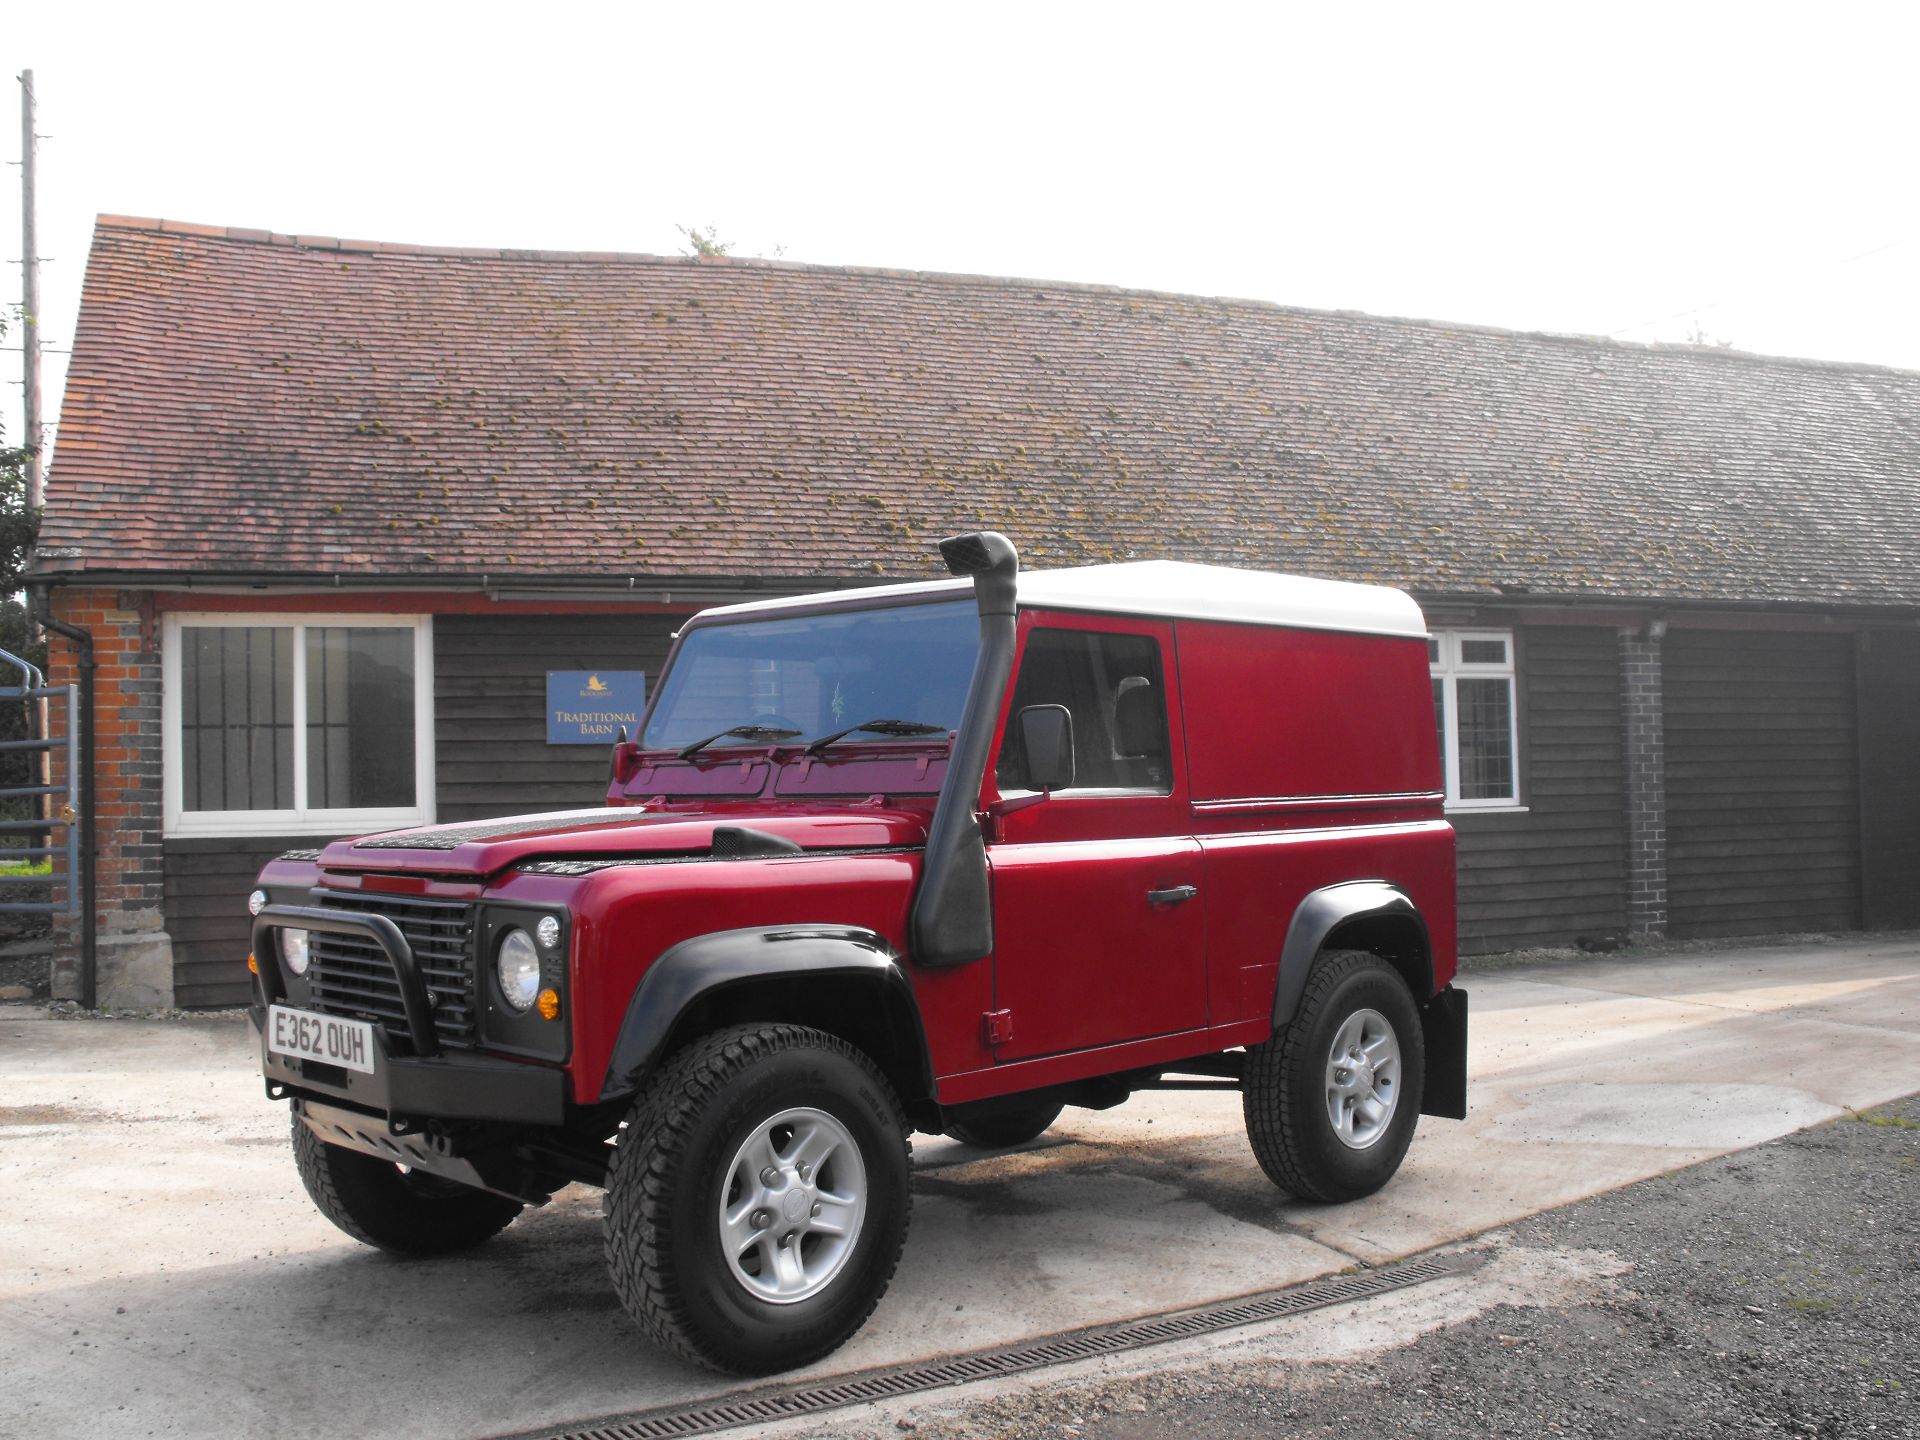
[
  {"x1": 1855, "y1": 629, "x2": 1920, "y2": 930},
  {"x1": 1453, "y1": 626, "x2": 1627, "y2": 954},
  {"x1": 1665, "y1": 629, "x2": 1860, "y2": 939},
  {"x1": 433, "y1": 614, "x2": 688, "y2": 822},
  {"x1": 164, "y1": 835, "x2": 331, "y2": 1009},
  {"x1": 155, "y1": 608, "x2": 1904, "y2": 1006}
]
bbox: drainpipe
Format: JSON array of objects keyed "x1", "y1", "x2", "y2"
[
  {"x1": 910, "y1": 532, "x2": 1019, "y2": 967},
  {"x1": 31, "y1": 586, "x2": 97, "y2": 1010}
]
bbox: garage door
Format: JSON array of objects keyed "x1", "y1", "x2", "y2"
[
  {"x1": 1665, "y1": 629, "x2": 1860, "y2": 939},
  {"x1": 1858, "y1": 630, "x2": 1920, "y2": 930}
]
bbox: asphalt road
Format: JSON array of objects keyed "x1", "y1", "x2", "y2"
[{"x1": 814, "y1": 1092, "x2": 1919, "y2": 1440}]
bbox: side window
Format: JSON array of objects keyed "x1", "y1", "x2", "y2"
[
  {"x1": 1428, "y1": 629, "x2": 1519, "y2": 807},
  {"x1": 997, "y1": 629, "x2": 1172, "y2": 793},
  {"x1": 165, "y1": 615, "x2": 434, "y2": 836}
]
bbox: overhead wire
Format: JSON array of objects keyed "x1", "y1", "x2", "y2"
[{"x1": 1607, "y1": 234, "x2": 1916, "y2": 341}]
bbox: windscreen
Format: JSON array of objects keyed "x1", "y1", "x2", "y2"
[{"x1": 642, "y1": 601, "x2": 979, "y2": 751}]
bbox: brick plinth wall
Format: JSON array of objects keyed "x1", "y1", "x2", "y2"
[
  {"x1": 45, "y1": 587, "x2": 170, "y2": 1000},
  {"x1": 1621, "y1": 628, "x2": 1667, "y2": 940}
]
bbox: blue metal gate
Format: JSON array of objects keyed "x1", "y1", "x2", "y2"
[{"x1": 0, "y1": 646, "x2": 78, "y2": 916}]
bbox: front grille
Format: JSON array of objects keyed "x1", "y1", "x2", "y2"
[{"x1": 308, "y1": 891, "x2": 478, "y2": 1050}]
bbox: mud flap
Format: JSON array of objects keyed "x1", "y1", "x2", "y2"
[{"x1": 1419, "y1": 985, "x2": 1469, "y2": 1119}]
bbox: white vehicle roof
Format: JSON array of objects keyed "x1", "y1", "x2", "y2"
[{"x1": 698, "y1": 560, "x2": 1428, "y2": 640}]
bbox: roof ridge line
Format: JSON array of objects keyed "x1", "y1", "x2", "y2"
[{"x1": 87, "y1": 215, "x2": 1920, "y2": 382}]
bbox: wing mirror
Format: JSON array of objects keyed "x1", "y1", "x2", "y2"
[
  {"x1": 1017, "y1": 704, "x2": 1075, "y2": 793},
  {"x1": 609, "y1": 725, "x2": 642, "y2": 786}
]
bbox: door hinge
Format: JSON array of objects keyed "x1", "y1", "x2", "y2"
[{"x1": 982, "y1": 1009, "x2": 1014, "y2": 1046}]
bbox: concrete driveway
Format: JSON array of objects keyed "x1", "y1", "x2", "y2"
[{"x1": 3, "y1": 937, "x2": 1916, "y2": 1439}]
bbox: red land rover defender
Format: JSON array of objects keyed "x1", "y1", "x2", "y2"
[{"x1": 248, "y1": 533, "x2": 1467, "y2": 1375}]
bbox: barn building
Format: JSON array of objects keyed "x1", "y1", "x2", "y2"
[{"x1": 30, "y1": 216, "x2": 1920, "y2": 1007}]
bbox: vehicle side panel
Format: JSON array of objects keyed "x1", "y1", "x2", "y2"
[
  {"x1": 1195, "y1": 822, "x2": 1457, "y2": 1027},
  {"x1": 984, "y1": 835, "x2": 1206, "y2": 1059},
  {"x1": 1171, "y1": 618, "x2": 1453, "y2": 1028},
  {"x1": 1175, "y1": 621, "x2": 1443, "y2": 802}
]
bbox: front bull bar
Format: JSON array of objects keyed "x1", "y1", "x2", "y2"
[{"x1": 251, "y1": 903, "x2": 441, "y2": 1057}]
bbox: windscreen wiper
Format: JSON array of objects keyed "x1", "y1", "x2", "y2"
[
  {"x1": 676, "y1": 724, "x2": 803, "y2": 760},
  {"x1": 803, "y1": 718, "x2": 950, "y2": 756}
]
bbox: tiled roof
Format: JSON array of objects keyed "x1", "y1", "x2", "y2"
[{"x1": 36, "y1": 215, "x2": 1920, "y2": 608}]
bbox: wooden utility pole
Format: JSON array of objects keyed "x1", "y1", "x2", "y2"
[
  {"x1": 19, "y1": 69, "x2": 42, "y2": 508},
  {"x1": 19, "y1": 70, "x2": 50, "y2": 862}
]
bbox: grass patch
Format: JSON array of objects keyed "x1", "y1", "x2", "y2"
[
  {"x1": 0, "y1": 857, "x2": 51, "y2": 877},
  {"x1": 1848, "y1": 1109, "x2": 1920, "y2": 1131},
  {"x1": 1786, "y1": 1297, "x2": 1836, "y2": 1313}
]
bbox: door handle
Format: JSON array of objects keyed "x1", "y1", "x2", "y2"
[{"x1": 1147, "y1": 884, "x2": 1198, "y2": 906}]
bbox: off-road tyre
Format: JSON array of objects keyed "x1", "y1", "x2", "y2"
[
  {"x1": 945, "y1": 1098, "x2": 1066, "y2": 1149},
  {"x1": 1243, "y1": 950, "x2": 1426, "y2": 1202},
  {"x1": 290, "y1": 1112, "x2": 524, "y2": 1254},
  {"x1": 604, "y1": 1023, "x2": 912, "y2": 1375}
]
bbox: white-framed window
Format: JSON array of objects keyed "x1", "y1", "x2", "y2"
[
  {"x1": 163, "y1": 614, "x2": 435, "y2": 837},
  {"x1": 1429, "y1": 629, "x2": 1519, "y2": 809}
]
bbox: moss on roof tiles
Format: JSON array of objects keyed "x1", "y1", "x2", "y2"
[{"x1": 34, "y1": 216, "x2": 1920, "y2": 605}]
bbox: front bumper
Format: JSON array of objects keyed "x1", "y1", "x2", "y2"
[
  {"x1": 250, "y1": 1006, "x2": 566, "y2": 1126},
  {"x1": 250, "y1": 902, "x2": 564, "y2": 1127}
]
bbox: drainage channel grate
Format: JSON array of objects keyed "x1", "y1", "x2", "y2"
[{"x1": 504, "y1": 1249, "x2": 1486, "y2": 1440}]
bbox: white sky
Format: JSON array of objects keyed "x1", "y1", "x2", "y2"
[{"x1": 8, "y1": 2, "x2": 1919, "y2": 459}]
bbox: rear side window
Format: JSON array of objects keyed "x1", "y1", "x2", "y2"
[{"x1": 997, "y1": 629, "x2": 1171, "y2": 793}]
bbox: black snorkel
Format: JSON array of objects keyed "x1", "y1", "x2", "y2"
[{"x1": 909, "y1": 531, "x2": 1019, "y2": 966}]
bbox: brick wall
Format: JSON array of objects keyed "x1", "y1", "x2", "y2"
[
  {"x1": 46, "y1": 586, "x2": 170, "y2": 999},
  {"x1": 1620, "y1": 628, "x2": 1667, "y2": 940}
]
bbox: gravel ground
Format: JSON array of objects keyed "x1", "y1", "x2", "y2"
[
  {"x1": 0, "y1": 949, "x2": 50, "y2": 998},
  {"x1": 0, "y1": 898, "x2": 53, "y2": 998},
  {"x1": 862, "y1": 1095, "x2": 1919, "y2": 1440}
]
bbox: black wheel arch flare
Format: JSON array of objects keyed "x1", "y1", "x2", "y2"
[
  {"x1": 1272, "y1": 881, "x2": 1436, "y2": 1027},
  {"x1": 1272, "y1": 880, "x2": 1468, "y2": 1122},
  {"x1": 599, "y1": 925, "x2": 935, "y2": 1107}
]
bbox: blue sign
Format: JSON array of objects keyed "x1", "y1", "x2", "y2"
[{"x1": 547, "y1": 671, "x2": 647, "y2": 745}]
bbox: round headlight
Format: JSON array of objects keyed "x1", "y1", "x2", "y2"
[
  {"x1": 248, "y1": 889, "x2": 269, "y2": 917},
  {"x1": 280, "y1": 927, "x2": 311, "y2": 977},
  {"x1": 535, "y1": 914, "x2": 562, "y2": 952},
  {"x1": 496, "y1": 929, "x2": 542, "y2": 1013}
]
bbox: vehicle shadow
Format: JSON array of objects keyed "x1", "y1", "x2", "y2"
[{"x1": 6, "y1": 1126, "x2": 1343, "y2": 1440}]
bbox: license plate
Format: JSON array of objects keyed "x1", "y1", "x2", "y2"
[{"x1": 267, "y1": 1005, "x2": 377, "y2": 1075}]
